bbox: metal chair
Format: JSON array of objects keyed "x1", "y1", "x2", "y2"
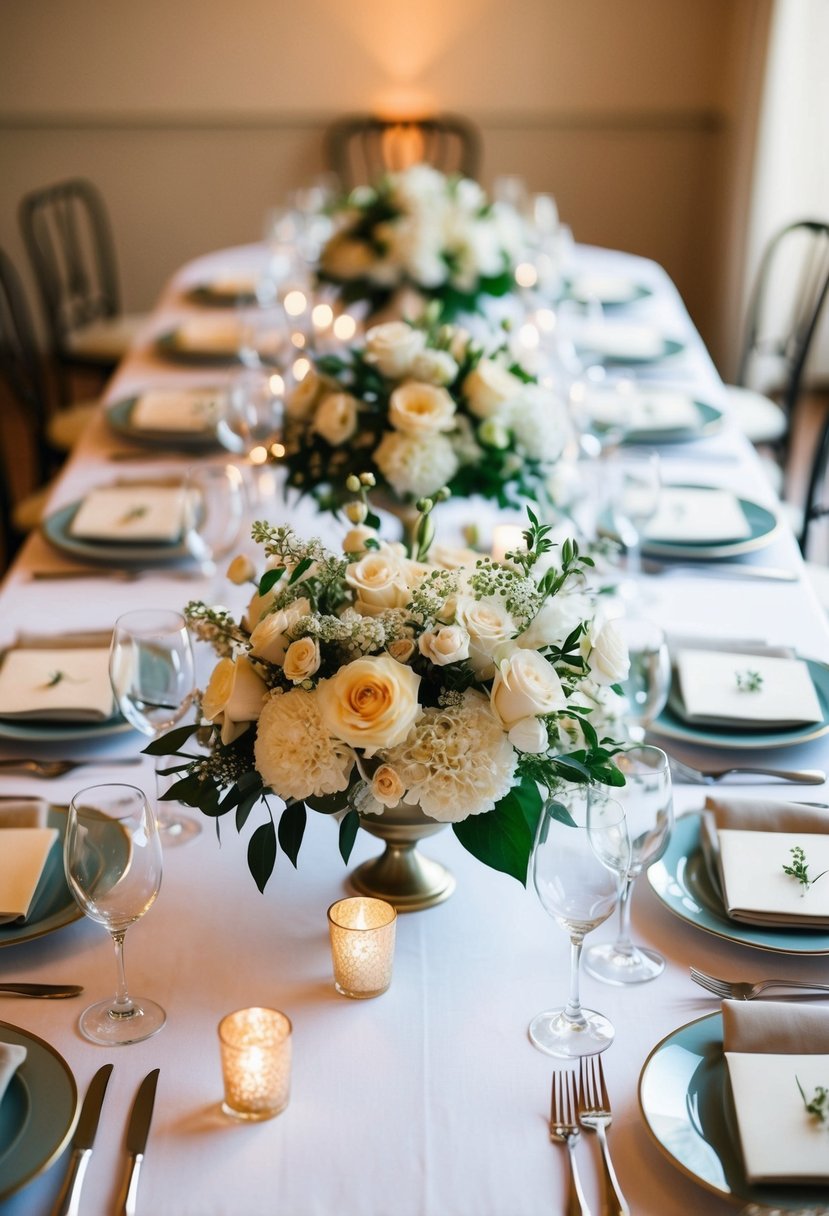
[
  {"x1": 325, "y1": 114, "x2": 482, "y2": 190},
  {"x1": 18, "y1": 177, "x2": 146, "y2": 400}
]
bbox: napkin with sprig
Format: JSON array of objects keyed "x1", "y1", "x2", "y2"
[{"x1": 0, "y1": 631, "x2": 115, "y2": 721}]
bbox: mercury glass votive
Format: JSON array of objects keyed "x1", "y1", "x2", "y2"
[
  {"x1": 218, "y1": 1007, "x2": 292, "y2": 1121},
  {"x1": 327, "y1": 897, "x2": 397, "y2": 999}
]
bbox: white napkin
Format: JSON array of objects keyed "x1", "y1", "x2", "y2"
[
  {"x1": 567, "y1": 273, "x2": 640, "y2": 305},
  {"x1": 723, "y1": 999, "x2": 829, "y2": 1183},
  {"x1": 644, "y1": 487, "x2": 751, "y2": 543},
  {"x1": 585, "y1": 388, "x2": 699, "y2": 433},
  {"x1": 130, "y1": 388, "x2": 224, "y2": 433},
  {"x1": 199, "y1": 273, "x2": 258, "y2": 298},
  {"x1": 171, "y1": 316, "x2": 244, "y2": 353},
  {"x1": 0, "y1": 1043, "x2": 27, "y2": 1105},
  {"x1": 0, "y1": 827, "x2": 58, "y2": 923},
  {"x1": 69, "y1": 485, "x2": 187, "y2": 543},
  {"x1": 0, "y1": 647, "x2": 115, "y2": 721},
  {"x1": 577, "y1": 321, "x2": 666, "y2": 361},
  {"x1": 674, "y1": 648, "x2": 822, "y2": 728}
]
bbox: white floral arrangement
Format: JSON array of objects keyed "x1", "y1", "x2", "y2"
[
  {"x1": 284, "y1": 318, "x2": 571, "y2": 509},
  {"x1": 151, "y1": 487, "x2": 629, "y2": 892},
  {"x1": 318, "y1": 164, "x2": 525, "y2": 318}
]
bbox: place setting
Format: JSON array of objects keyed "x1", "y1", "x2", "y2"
[{"x1": 105, "y1": 383, "x2": 230, "y2": 452}]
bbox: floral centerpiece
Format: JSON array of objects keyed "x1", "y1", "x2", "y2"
[
  {"x1": 149, "y1": 484, "x2": 629, "y2": 896},
  {"x1": 285, "y1": 318, "x2": 570, "y2": 511},
  {"x1": 318, "y1": 164, "x2": 525, "y2": 318}
]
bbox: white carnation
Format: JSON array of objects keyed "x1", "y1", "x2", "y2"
[
  {"x1": 374, "y1": 431, "x2": 459, "y2": 500},
  {"x1": 255, "y1": 689, "x2": 354, "y2": 801},
  {"x1": 508, "y1": 386, "x2": 568, "y2": 462}
]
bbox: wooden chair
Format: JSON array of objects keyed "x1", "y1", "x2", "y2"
[
  {"x1": 325, "y1": 114, "x2": 481, "y2": 190},
  {"x1": 18, "y1": 177, "x2": 147, "y2": 401}
]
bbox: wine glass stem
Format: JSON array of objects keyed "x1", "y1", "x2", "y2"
[
  {"x1": 563, "y1": 934, "x2": 587, "y2": 1027},
  {"x1": 110, "y1": 929, "x2": 135, "y2": 1018},
  {"x1": 627, "y1": 537, "x2": 642, "y2": 580},
  {"x1": 614, "y1": 877, "x2": 635, "y2": 956}
]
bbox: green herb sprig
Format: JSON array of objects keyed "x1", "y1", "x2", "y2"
[
  {"x1": 735, "y1": 669, "x2": 763, "y2": 693},
  {"x1": 783, "y1": 845, "x2": 828, "y2": 895},
  {"x1": 796, "y1": 1077, "x2": 829, "y2": 1128}
]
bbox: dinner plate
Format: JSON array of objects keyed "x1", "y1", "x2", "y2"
[
  {"x1": 639, "y1": 1011, "x2": 829, "y2": 1209},
  {"x1": 563, "y1": 274, "x2": 652, "y2": 308},
  {"x1": 650, "y1": 656, "x2": 829, "y2": 750},
  {"x1": 42, "y1": 500, "x2": 192, "y2": 568},
  {"x1": 599, "y1": 489, "x2": 779, "y2": 559},
  {"x1": 575, "y1": 333, "x2": 685, "y2": 365},
  {"x1": 587, "y1": 399, "x2": 724, "y2": 446},
  {"x1": 0, "y1": 715, "x2": 131, "y2": 744},
  {"x1": 106, "y1": 393, "x2": 224, "y2": 450},
  {"x1": 0, "y1": 1021, "x2": 78, "y2": 1201},
  {"x1": 155, "y1": 327, "x2": 245, "y2": 365},
  {"x1": 0, "y1": 805, "x2": 83, "y2": 948},
  {"x1": 647, "y1": 812, "x2": 829, "y2": 954}
]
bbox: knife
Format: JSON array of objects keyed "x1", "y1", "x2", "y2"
[
  {"x1": 118, "y1": 1068, "x2": 160, "y2": 1216},
  {"x1": 52, "y1": 1063, "x2": 114, "y2": 1216},
  {"x1": 0, "y1": 983, "x2": 83, "y2": 998}
]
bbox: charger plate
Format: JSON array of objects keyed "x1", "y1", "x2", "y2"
[
  {"x1": 42, "y1": 500, "x2": 191, "y2": 568},
  {"x1": 599, "y1": 488, "x2": 779, "y2": 559},
  {"x1": 0, "y1": 806, "x2": 82, "y2": 948},
  {"x1": 106, "y1": 393, "x2": 224, "y2": 450}
]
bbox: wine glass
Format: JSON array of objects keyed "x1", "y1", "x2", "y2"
[
  {"x1": 529, "y1": 786, "x2": 630, "y2": 1058},
  {"x1": 64, "y1": 784, "x2": 164, "y2": 1045},
  {"x1": 183, "y1": 463, "x2": 247, "y2": 576},
  {"x1": 585, "y1": 746, "x2": 674, "y2": 985},
  {"x1": 606, "y1": 449, "x2": 661, "y2": 590},
  {"x1": 615, "y1": 616, "x2": 671, "y2": 742},
  {"x1": 109, "y1": 609, "x2": 200, "y2": 845}
]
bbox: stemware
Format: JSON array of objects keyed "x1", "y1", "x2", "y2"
[
  {"x1": 606, "y1": 448, "x2": 661, "y2": 591},
  {"x1": 614, "y1": 616, "x2": 671, "y2": 742},
  {"x1": 218, "y1": 371, "x2": 286, "y2": 463},
  {"x1": 64, "y1": 784, "x2": 164, "y2": 1045},
  {"x1": 529, "y1": 786, "x2": 630, "y2": 1058},
  {"x1": 109, "y1": 608, "x2": 199, "y2": 844},
  {"x1": 585, "y1": 746, "x2": 674, "y2": 985},
  {"x1": 183, "y1": 463, "x2": 247, "y2": 576}
]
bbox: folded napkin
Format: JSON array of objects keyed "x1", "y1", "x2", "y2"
[
  {"x1": 200, "y1": 273, "x2": 258, "y2": 298},
  {"x1": 0, "y1": 1043, "x2": 27, "y2": 1106},
  {"x1": 171, "y1": 317, "x2": 244, "y2": 353},
  {"x1": 577, "y1": 321, "x2": 666, "y2": 361},
  {"x1": 644, "y1": 486, "x2": 751, "y2": 543},
  {"x1": 130, "y1": 388, "x2": 225, "y2": 433},
  {"x1": 724, "y1": 999, "x2": 829, "y2": 1183},
  {"x1": 0, "y1": 827, "x2": 58, "y2": 923},
  {"x1": 69, "y1": 485, "x2": 187, "y2": 543},
  {"x1": 567, "y1": 273, "x2": 640, "y2": 305},
  {"x1": 673, "y1": 648, "x2": 822, "y2": 729},
  {"x1": 585, "y1": 388, "x2": 700, "y2": 434},
  {"x1": 0, "y1": 799, "x2": 48, "y2": 828},
  {"x1": 701, "y1": 796, "x2": 829, "y2": 927},
  {"x1": 0, "y1": 642, "x2": 115, "y2": 722}
]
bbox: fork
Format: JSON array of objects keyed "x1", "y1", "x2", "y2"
[
  {"x1": 549, "y1": 1070, "x2": 592, "y2": 1216},
  {"x1": 577, "y1": 1055, "x2": 629, "y2": 1216},
  {"x1": 667, "y1": 756, "x2": 826, "y2": 786},
  {"x1": 0, "y1": 758, "x2": 142, "y2": 779},
  {"x1": 689, "y1": 966, "x2": 829, "y2": 1001}
]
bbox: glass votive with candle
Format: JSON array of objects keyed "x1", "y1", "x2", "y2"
[
  {"x1": 327, "y1": 897, "x2": 397, "y2": 999},
  {"x1": 491, "y1": 524, "x2": 526, "y2": 564},
  {"x1": 218, "y1": 1007, "x2": 292, "y2": 1121}
]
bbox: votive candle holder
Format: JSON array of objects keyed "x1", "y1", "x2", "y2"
[
  {"x1": 218, "y1": 1006, "x2": 292, "y2": 1120},
  {"x1": 327, "y1": 897, "x2": 397, "y2": 999}
]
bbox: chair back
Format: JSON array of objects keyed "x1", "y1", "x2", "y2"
[
  {"x1": 18, "y1": 177, "x2": 121, "y2": 358},
  {"x1": 0, "y1": 247, "x2": 55, "y2": 486},
  {"x1": 325, "y1": 114, "x2": 481, "y2": 190}
]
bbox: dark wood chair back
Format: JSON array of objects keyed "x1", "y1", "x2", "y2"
[{"x1": 325, "y1": 114, "x2": 481, "y2": 190}]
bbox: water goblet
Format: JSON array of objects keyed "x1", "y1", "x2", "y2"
[
  {"x1": 585, "y1": 746, "x2": 674, "y2": 985},
  {"x1": 615, "y1": 616, "x2": 671, "y2": 742},
  {"x1": 529, "y1": 786, "x2": 630, "y2": 1058},
  {"x1": 109, "y1": 609, "x2": 200, "y2": 845},
  {"x1": 183, "y1": 463, "x2": 247, "y2": 577},
  {"x1": 64, "y1": 784, "x2": 164, "y2": 1045},
  {"x1": 606, "y1": 448, "x2": 661, "y2": 592}
]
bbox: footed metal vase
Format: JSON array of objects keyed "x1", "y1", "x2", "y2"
[{"x1": 350, "y1": 802, "x2": 456, "y2": 912}]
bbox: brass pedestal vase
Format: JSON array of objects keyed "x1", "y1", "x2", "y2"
[{"x1": 349, "y1": 802, "x2": 456, "y2": 912}]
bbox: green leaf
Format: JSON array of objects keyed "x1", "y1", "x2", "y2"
[
  {"x1": 305, "y1": 792, "x2": 347, "y2": 815},
  {"x1": 142, "y1": 723, "x2": 200, "y2": 756},
  {"x1": 452, "y1": 790, "x2": 537, "y2": 884},
  {"x1": 258, "y1": 567, "x2": 286, "y2": 595},
  {"x1": 235, "y1": 790, "x2": 262, "y2": 833},
  {"x1": 546, "y1": 799, "x2": 577, "y2": 828},
  {"x1": 289, "y1": 556, "x2": 313, "y2": 584},
  {"x1": 277, "y1": 803, "x2": 307, "y2": 868},
  {"x1": 247, "y1": 821, "x2": 277, "y2": 893},
  {"x1": 551, "y1": 756, "x2": 592, "y2": 783},
  {"x1": 338, "y1": 809, "x2": 361, "y2": 863}
]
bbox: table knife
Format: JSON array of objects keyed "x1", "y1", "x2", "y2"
[
  {"x1": 0, "y1": 982, "x2": 83, "y2": 998},
  {"x1": 118, "y1": 1068, "x2": 160, "y2": 1216},
  {"x1": 52, "y1": 1063, "x2": 114, "y2": 1216}
]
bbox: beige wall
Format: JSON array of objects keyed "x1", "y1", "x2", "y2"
[{"x1": 0, "y1": 0, "x2": 769, "y2": 370}]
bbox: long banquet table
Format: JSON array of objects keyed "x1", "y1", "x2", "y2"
[{"x1": 1, "y1": 243, "x2": 828, "y2": 1216}]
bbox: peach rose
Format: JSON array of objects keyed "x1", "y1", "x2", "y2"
[
  {"x1": 202, "y1": 656, "x2": 268, "y2": 745},
  {"x1": 316, "y1": 654, "x2": 421, "y2": 756}
]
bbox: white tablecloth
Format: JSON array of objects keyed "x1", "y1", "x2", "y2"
[{"x1": 1, "y1": 245, "x2": 827, "y2": 1216}]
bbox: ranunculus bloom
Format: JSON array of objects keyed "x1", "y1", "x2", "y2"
[
  {"x1": 388, "y1": 381, "x2": 456, "y2": 436},
  {"x1": 312, "y1": 392, "x2": 359, "y2": 446},
  {"x1": 418, "y1": 625, "x2": 470, "y2": 667},
  {"x1": 490, "y1": 649, "x2": 567, "y2": 727},
  {"x1": 316, "y1": 654, "x2": 421, "y2": 756},
  {"x1": 202, "y1": 656, "x2": 268, "y2": 745},
  {"x1": 248, "y1": 598, "x2": 310, "y2": 665},
  {"x1": 282, "y1": 637, "x2": 321, "y2": 683},
  {"x1": 582, "y1": 620, "x2": 630, "y2": 685},
  {"x1": 346, "y1": 552, "x2": 410, "y2": 609},
  {"x1": 371, "y1": 764, "x2": 405, "y2": 809},
  {"x1": 462, "y1": 359, "x2": 524, "y2": 419},
  {"x1": 364, "y1": 321, "x2": 425, "y2": 379}
]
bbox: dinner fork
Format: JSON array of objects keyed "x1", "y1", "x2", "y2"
[
  {"x1": 0, "y1": 757, "x2": 142, "y2": 779},
  {"x1": 666, "y1": 756, "x2": 826, "y2": 786},
  {"x1": 689, "y1": 966, "x2": 829, "y2": 1001},
  {"x1": 577, "y1": 1055, "x2": 629, "y2": 1216},
  {"x1": 549, "y1": 1070, "x2": 592, "y2": 1216}
]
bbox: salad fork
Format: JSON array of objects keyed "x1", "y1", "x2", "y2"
[
  {"x1": 690, "y1": 966, "x2": 829, "y2": 1001},
  {"x1": 577, "y1": 1055, "x2": 629, "y2": 1216},
  {"x1": 549, "y1": 1070, "x2": 592, "y2": 1216}
]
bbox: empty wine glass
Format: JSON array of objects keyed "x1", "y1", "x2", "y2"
[
  {"x1": 109, "y1": 609, "x2": 200, "y2": 845},
  {"x1": 529, "y1": 786, "x2": 630, "y2": 1058},
  {"x1": 64, "y1": 784, "x2": 164, "y2": 1045},
  {"x1": 184, "y1": 463, "x2": 247, "y2": 576},
  {"x1": 585, "y1": 746, "x2": 674, "y2": 985},
  {"x1": 615, "y1": 616, "x2": 671, "y2": 742},
  {"x1": 606, "y1": 449, "x2": 661, "y2": 590}
]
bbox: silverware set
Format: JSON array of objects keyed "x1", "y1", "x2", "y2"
[
  {"x1": 549, "y1": 1056, "x2": 629, "y2": 1216},
  {"x1": 690, "y1": 966, "x2": 829, "y2": 1001},
  {"x1": 0, "y1": 757, "x2": 142, "y2": 778},
  {"x1": 666, "y1": 756, "x2": 826, "y2": 786}
]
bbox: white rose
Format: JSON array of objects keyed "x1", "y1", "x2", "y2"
[
  {"x1": 320, "y1": 234, "x2": 375, "y2": 280},
  {"x1": 448, "y1": 327, "x2": 473, "y2": 361},
  {"x1": 410, "y1": 349, "x2": 459, "y2": 387},
  {"x1": 312, "y1": 392, "x2": 359, "y2": 446},
  {"x1": 202, "y1": 656, "x2": 268, "y2": 745},
  {"x1": 364, "y1": 321, "x2": 425, "y2": 379},
  {"x1": 248, "y1": 597, "x2": 311, "y2": 664},
  {"x1": 462, "y1": 359, "x2": 524, "y2": 419},
  {"x1": 477, "y1": 417, "x2": 510, "y2": 449},
  {"x1": 582, "y1": 620, "x2": 630, "y2": 686},
  {"x1": 316, "y1": 654, "x2": 421, "y2": 756},
  {"x1": 388, "y1": 381, "x2": 456, "y2": 436},
  {"x1": 282, "y1": 637, "x2": 321, "y2": 683},
  {"x1": 418, "y1": 624, "x2": 470, "y2": 667},
  {"x1": 453, "y1": 595, "x2": 516, "y2": 677},
  {"x1": 370, "y1": 764, "x2": 406, "y2": 809},
  {"x1": 490, "y1": 649, "x2": 568, "y2": 727},
  {"x1": 518, "y1": 594, "x2": 591, "y2": 651},
  {"x1": 226, "y1": 554, "x2": 256, "y2": 585},
  {"x1": 285, "y1": 369, "x2": 323, "y2": 421},
  {"x1": 346, "y1": 552, "x2": 410, "y2": 609},
  {"x1": 507, "y1": 715, "x2": 550, "y2": 755}
]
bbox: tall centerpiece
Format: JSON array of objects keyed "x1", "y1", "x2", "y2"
[{"x1": 150, "y1": 491, "x2": 629, "y2": 909}]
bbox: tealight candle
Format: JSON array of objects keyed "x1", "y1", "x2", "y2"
[
  {"x1": 327, "y1": 897, "x2": 397, "y2": 999},
  {"x1": 491, "y1": 525, "x2": 526, "y2": 564},
  {"x1": 218, "y1": 1007, "x2": 292, "y2": 1121}
]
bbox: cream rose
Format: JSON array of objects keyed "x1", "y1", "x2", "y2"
[
  {"x1": 452, "y1": 595, "x2": 516, "y2": 677},
  {"x1": 582, "y1": 620, "x2": 630, "y2": 686},
  {"x1": 462, "y1": 359, "x2": 524, "y2": 419},
  {"x1": 226, "y1": 554, "x2": 256, "y2": 585},
  {"x1": 285, "y1": 369, "x2": 323, "y2": 421},
  {"x1": 342, "y1": 524, "x2": 379, "y2": 556},
  {"x1": 316, "y1": 654, "x2": 421, "y2": 756},
  {"x1": 282, "y1": 637, "x2": 321, "y2": 683},
  {"x1": 418, "y1": 625, "x2": 470, "y2": 667},
  {"x1": 364, "y1": 321, "x2": 425, "y2": 378},
  {"x1": 490, "y1": 649, "x2": 567, "y2": 727},
  {"x1": 345, "y1": 552, "x2": 410, "y2": 609},
  {"x1": 410, "y1": 349, "x2": 459, "y2": 387},
  {"x1": 202, "y1": 656, "x2": 268, "y2": 745},
  {"x1": 312, "y1": 392, "x2": 359, "y2": 446},
  {"x1": 507, "y1": 715, "x2": 549, "y2": 755},
  {"x1": 388, "y1": 382, "x2": 456, "y2": 436},
  {"x1": 371, "y1": 764, "x2": 406, "y2": 809},
  {"x1": 248, "y1": 597, "x2": 311, "y2": 665},
  {"x1": 387, "y1": 638, "x2": 416, "y2": 663}
]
